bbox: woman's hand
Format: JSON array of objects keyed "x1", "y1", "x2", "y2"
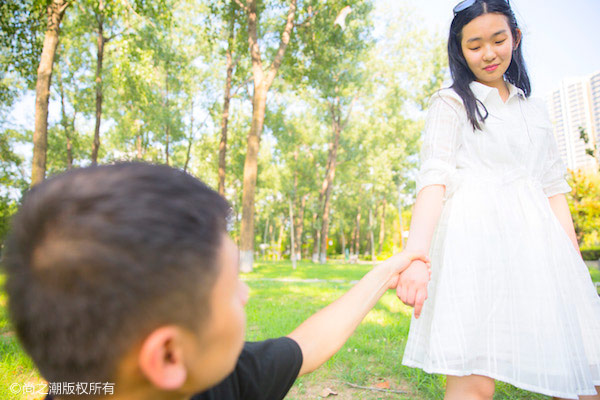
[
  {"x1": 381, "y1": 251, "x2": 430, "y2": 290},
  {"x1": 396, "y1": 259, "x2": 431, "y2": 319}
]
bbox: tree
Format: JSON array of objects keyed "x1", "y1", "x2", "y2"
[
  {"x1": 214, "y1": 1, "x2": 249, "y2": 196},
  {"x1": 305, "y1": 2, "x2": 372, "y2": 263},
  {"x1": 579, "y1": 126, "x2": 600, "y2": 169},
  {"x1": 236, "y1": 0, "x2": 299, "y2": 272},
  {"x1": 0, "y1": 0, "x2": 46, "y2": 108},
  {"x1": 0, "y1": 130, "x2": 28, "y2": 244},
  {"x1": 567, "y1": 169, "x2": 600, "y2": 248},
  {"x1": 32, "y1": 0, "x2": 70, "y2": 185}
]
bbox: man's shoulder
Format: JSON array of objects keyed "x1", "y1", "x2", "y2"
[{"x1": 192, "y1": 337, "x2": 302, "y2": 400}]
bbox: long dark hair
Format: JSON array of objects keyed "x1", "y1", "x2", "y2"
[{"x1": 448, "y1": 0, "x2": 531, "y2": 130}]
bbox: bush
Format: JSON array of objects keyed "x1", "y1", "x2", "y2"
[{"x1": 581, "y1": 248, "x2": 600, "y2": 261}]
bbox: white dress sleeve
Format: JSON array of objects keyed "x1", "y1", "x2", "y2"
[
  {"x1": 535, "y1": 100, "x2": 571, "y2": 197},
  {"x1": 416, "y1": 91, "x2": 463, "y2": 195},
  {"x1": 541, "y1": 133, "x2": 571, "y2": 197}
]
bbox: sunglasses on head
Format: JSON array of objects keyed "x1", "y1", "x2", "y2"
[
  {"x1": 453, "y1": 0, "x2": 477, "y2": 15},
  {"x1": 453, "y1": 0, "x2": 510, "y2": 15}
]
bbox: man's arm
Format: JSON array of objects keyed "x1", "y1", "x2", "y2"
[
  {"x1": 286, "y1": 251, "x2": 426, "y2": 376},
  {"x1": 548, "y1": 193, "x2": 580, "y2": 254}
]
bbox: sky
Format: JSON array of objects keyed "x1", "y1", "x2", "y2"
[{"x1": 396, "y1": 0, "x2": 600, "y2": 98}]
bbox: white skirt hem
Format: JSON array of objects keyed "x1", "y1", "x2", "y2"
[{"x1": 402, "y1": 358, "x2": 600, "y2": 399}]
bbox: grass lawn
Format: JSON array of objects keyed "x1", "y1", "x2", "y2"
[
  {"x1": 0, "y1": 275, "x2": 44, "y2": 400},
  {"x1": 0, "y1": 261, "x2": 599, "y2": 399}
]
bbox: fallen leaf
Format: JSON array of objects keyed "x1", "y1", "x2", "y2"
[
  {"x1": 374, "y1": 380, "x2": 390, "y2": 389},
  {"x1": 319, "y1": 387, "x2": 338, "y2": 397}
]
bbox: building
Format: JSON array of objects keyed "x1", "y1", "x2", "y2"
[
  {"x1": 546, "y1": 71, "x2": 600, "y2": 171},
  {"x1": 590, "y1": 71, "x2": 600, "y2": 153}
]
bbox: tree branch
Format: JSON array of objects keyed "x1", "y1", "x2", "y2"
[
  {"x1": 341, "y1": 95, "x2": 358, "y2": 131},
  {"x1": 232, "y1": 75, "x2": 254, "y2": 97},
  {"x1": 233, "y1": 0, "x2": 249, "y2": 13},
  {"x1": 247, "y1": 0, "x2": 264, "y2": 83},
  {"x1": 341, "y1": 381, "x2": 407, "y2": 394},
  {"x1": 124, "y1": 0, "x2": 156, "y2": 28},
  {"x1": 57, "y1": 0, "x2": 71, "y2": 15},
  {"x1": 294, "y1": 6, "x2": 320, "y2": 28},
  {"x1": 265, "y1": 0, "x2": 297, "y2": 86}
]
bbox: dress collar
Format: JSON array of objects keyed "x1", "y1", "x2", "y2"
[{"x1": 469, "y1": 80, "x2": 525, "y2": 103}]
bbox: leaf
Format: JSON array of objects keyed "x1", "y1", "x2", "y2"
[
  {"x1": 374, "y1": 380, "x2": 390, "y2": 389},
  {"x1": 319, "y1": 387, "x2": 338, "y2": 397}
]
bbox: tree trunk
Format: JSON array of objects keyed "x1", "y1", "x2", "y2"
[
  {"x1": 239, "y1": 0, "x2": 297, "y2": 272},
  {"x1": 67, "y1": 116, "x2": 74, "y2": 168},
  {"x1": 369, "y1": 208, "x2": 376, "y2": 262},
  {"x1": 136, "y1": 133, "x2": 143, "y2": 160},
  {"x1": 341, "y1": 229, "x2": 346, "y2": 257},
  {"x1": 164, "y1": 65, "x2": 170, "y2": 166},
  {"x1": 277, "y1": 220, "x2": 284, "y2": 260},
  {"x1": 218, "y1": 8, "x2": 237, "y2": 196},
  {"x1": 240, "y1": 84, "x2": 267, "y2": 270},
  {"x1": 295, "y1": 193, "x2": 307, "y2": 260},
  {"x1": 57, "y1": 69, "x2": 73, "y2": 169},
  {"x1": 184, "y1": 100, "x2": 194, "y2": 172},
  {"x1": 398, "y1": 184, "x2": 406, "y2": 249},
  {"x1": 289, "y1": 200, "x2": 296, "y2": 268},
  {"x1": 311, "y1": 175, "x2": 327, "y2": 261},
  {"x1": 354, "y1": 210, "x2": 361, "y2": 255},
  {"x1": 91, "y1": 0, "x2": 105, "y2": 166},
  {"x1": 378, "y1": 198, "x2": 386, "y2": 254},
  {"x1": 32, "y1": 0, "x2": 70, "y2": 186},
  {"x1": 318, "y1": 101, "x2": 342, "y2": 263}
]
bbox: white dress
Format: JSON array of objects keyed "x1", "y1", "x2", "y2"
[{"x1": 402, "y1": 81, "x2": 600, "y2": 399}]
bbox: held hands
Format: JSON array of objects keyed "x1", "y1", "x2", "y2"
[
  {"x1": 378, "y1": 251, "x2": 432, "y2": 319},
  {"x1": 382, "y1": 251, "x2": 431, "y2": 289},
  {"x1": 396, "y1": 259, "x2": 431, "y2": 319}
]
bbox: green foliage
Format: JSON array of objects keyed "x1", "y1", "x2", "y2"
[
  {"x1": 582, "y1": 248, "x2": 600, "y2": 261},
  {"x1": 567, "y1": 170, "x2": 600, "y2": 248},
  {"x1": 2, "y1": 0, "x2": 448, "y2": 258},
  {"x1": 0, "y1": 130, "x2": 27, "y2": 244},
  {"x1": 0, "y1": 0, "x2": 47, "y2": 93}
]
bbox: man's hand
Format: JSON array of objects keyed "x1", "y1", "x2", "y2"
[
  {"x1": 383, "y1": 251, "x2": 430, "y2": 290},
  {"x1": 287, "y1": 251, "x2": 428, "y2": 376},
  {"x1": 396, "y1": 259, "x2": 430, "y2": 319}
]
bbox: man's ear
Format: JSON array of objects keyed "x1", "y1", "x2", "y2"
[
  {"x1": 138, "y1": 326, "x2": 188, "y2": 390},
  {"x1": 514, "y1": 28, "x2": 522, "y2": 50}
]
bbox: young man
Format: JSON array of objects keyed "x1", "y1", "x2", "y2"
[{"x1": 3, "y1": 163, "x2": 427, "y2": 400}]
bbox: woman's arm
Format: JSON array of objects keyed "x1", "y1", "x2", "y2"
[
  {"x1": 548, "y1": 193, "x2": 580, "y2": 254},
  {"x1": 397, "y1": 184, "x2": 445, "y2": 318}
]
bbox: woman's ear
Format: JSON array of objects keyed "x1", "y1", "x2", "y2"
[
  {"x1": 513, "y1": 28, "x2": 522, "y2": 50},
  {"x1": 138, "y1": 326, "x2": 188, "y2": 391}
]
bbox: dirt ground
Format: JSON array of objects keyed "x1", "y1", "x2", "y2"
[{"x1": 285, "y1": 377, "x2": 423, "y2": 400}]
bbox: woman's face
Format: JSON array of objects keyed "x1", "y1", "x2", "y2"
[{"x1": 460, "y1": 12, "x2": 520, "y2": 89}]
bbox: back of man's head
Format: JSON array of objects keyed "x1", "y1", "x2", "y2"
[{"x1": 2, "y1": 163, "x2": 230, "y2": 385}]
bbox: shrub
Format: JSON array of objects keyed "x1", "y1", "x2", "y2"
[{"x1": 581, "y1": 248, "x2": 600, "y2": 261}]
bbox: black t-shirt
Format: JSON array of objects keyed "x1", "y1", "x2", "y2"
[
  {"x1": 44, "y1": 337, "x2": 302, "y2": 400},
  {"x1": 192, "y1": 337, "x2": 303, "y2": 400}
]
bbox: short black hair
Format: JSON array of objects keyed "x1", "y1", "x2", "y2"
[{"x1": 2, "y1": 163, "x2": 230, "y2": 384}]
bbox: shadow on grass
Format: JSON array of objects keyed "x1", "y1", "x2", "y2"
[{"x1": 245, "y1": 271, "x2": 551, "y2": 400}]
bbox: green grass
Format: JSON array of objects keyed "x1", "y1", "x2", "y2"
[
  {"x1": 242, "y1": 261, "x2": 559, "y2": 400},
  {"x1": 1, "y1": 262, "x2": 599, "y2": 399},
  {"x1": 243, "y1": 259, "x2": 373, "y2": 282},
  {"x1": 0, "y1": 275, "x2": 43, "y2": 400}
]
